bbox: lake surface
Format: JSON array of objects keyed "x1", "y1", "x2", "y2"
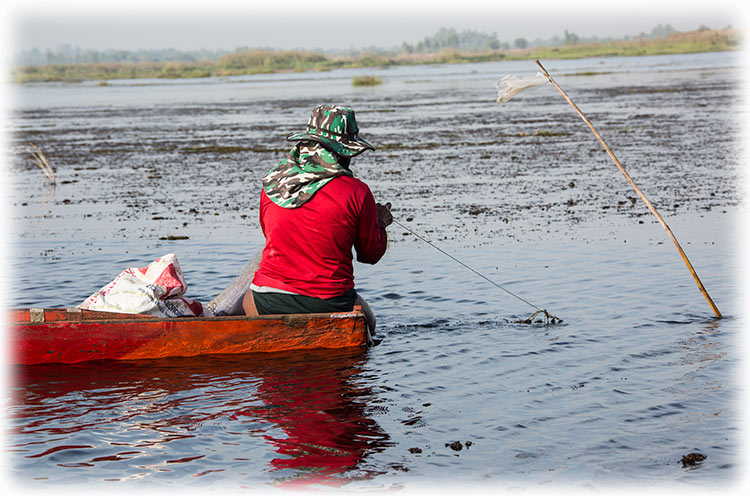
[{"x1": 3, "y1": 51, "x2": 747, "y2": 492}]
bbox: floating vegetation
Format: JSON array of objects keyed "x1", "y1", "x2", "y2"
[
  {"x1": 377, "y1": 142, "x2": 409, "y2": 151},
  {"x1": 517, "y1": 129, "x2": 570, "y2": 137},
  {"x1": 681, "y1": 452, "x2": 707, "y2": 468},
  {"x1": 159, "y1": 235, "x2": 190, "y2": 241},
  {"x1": 445, "y1": 441, "x2": 473, "y2": 451},
  {"x1": 533, "y1": 129, "x2": 570, "y2": 137},
  {"x1": 91, "y1": 148, "x2": 131, "y2": 154},
  {"x1": 565, "y1": 71, "x2": 613, "y2": 77},
  {"x1": 180, "y1": 144, "x2": 283, "y2": 154},
  {"x1": 464, "y1": 205, "x2": 494, "y2": 216},
  {"x1": 352, "y1": 75, "x2": 383, "y2": 87},
  {"x1": 378, "y1": 141, "x2": 443, "y2": 150},
  {"x1": 181, "y1": 145, "x2": 249, "y2": 154}
]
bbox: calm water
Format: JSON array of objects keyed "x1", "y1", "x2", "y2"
[{"x1": 4, "y1": 52, "x2": 747, "y2": 492}]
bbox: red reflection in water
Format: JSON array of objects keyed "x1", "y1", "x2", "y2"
[
  {"x1": 11, "y1": 348, "x2": 390, "y2": 487},
  {"x1": 26, "y1": 444, "x2": 93, "y2": 458},
  {"x1": 232, "y1": 349, "x2": 391, "y2": 488}
]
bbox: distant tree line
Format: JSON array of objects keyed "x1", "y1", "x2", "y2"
[
  {"x1": 15, "y1": 44, "x2": 234, "y2": 66},
  {"x1": 401, "y1": 27, "x2": 500, "y2": 53},
  {"x1": 514, "y1": 23, "x2": 678, "y2": 51},
  {"x1": 15, "y1": 23, "x2": 685, "y2": 66},
  {"x1": 399, "y1": 24, "x2": 679, "y2": 53},
  {"x1": 13, "y1": 26, "x2": 739, "y2": 83}
]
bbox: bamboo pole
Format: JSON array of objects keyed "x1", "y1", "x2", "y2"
[{"x1": 535, "y1": 60, "x2": 722, "y2": 319}]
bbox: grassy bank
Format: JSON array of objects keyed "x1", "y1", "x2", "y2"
[
  {"x1": 12, "y1": 28, "x2": 741, "y2": 83},
  {"x1": 521, "y1": 27, "x2": 742, "y2": 59}
]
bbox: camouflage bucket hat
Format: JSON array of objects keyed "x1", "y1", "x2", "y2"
[{"x1": 287, "y1": 104, "x2": 374, "y2": 158}]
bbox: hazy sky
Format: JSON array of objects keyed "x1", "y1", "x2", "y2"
[{"x1": 3, "y1": 0, "x2": 747, "y2": 54}]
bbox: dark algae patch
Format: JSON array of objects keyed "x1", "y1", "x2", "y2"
[
  {"x1": 681, "y1": 452, "x2": 707, "y2": 468},
  {"x1": 446, "y1": 441, "x2": 463, "y2": 451},
  {"x1": 159, "y1": 235, "x2": 190, "y2": 241},
  {"x1": 181, "y1": 145, "x2": 251, "y2": 154},
  {"x1": 446, "y1": 441, "x2": 473, "y2": 452},
  {"x1": 180, "y1": 144, "x2": 283, "y2": 154}
]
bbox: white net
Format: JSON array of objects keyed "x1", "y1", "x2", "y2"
[
  {"x1": 204, "y1": 248, "x2": 262, "y2": 316},
  {"x1": 495, "y1": 73, "x2": 548, "y2": 103}
]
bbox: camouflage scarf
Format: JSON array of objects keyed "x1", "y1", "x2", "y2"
[{"x1": 262, "y1": 142, "x2": 353, "y2": 208}]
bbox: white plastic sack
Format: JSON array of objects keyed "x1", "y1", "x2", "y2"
[
  {"x1": 496, "y1": 73, "x2": 548, "y2": 103},
  {"x1": 79, "y1": 253, "x2": 203, "y2": 317}
]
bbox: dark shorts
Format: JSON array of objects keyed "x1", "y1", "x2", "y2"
[{"x1": 252, "y1": 288, "x2": 358, "y2": 315}]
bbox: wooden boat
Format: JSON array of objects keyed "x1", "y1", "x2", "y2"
[{"x1": 7, "y1": 306, "x2": 367, "y2": 365}]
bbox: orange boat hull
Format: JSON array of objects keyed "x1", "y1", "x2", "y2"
[{"x1": 8, "y1": 307, "x2": 367, "y2": 365}]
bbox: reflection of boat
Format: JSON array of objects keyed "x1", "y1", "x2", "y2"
[
  {"x1": 11, "y1": 348, "x2": 391, "y2": 486},
  {"x1": 8, "y1": 306, "x2": 367, "y2": 365},
  {"x1": 232, "y1": 349, "x2": 392, "y2": 488}
]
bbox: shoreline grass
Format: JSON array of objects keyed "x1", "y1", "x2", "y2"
[{"x1": 11, "y1": 28, "x2": 741, "y2": 84}]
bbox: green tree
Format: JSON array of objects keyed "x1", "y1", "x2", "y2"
[
  {"x1": 564, "y1": 30, "x2": 579, "y2": 45},
  {"x1": 651, "y1": 24, "x2": 676, "y2": 38}
]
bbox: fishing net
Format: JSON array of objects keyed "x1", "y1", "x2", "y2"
[
  {"x1": 495, "y1": 73, "x2": 548, "y2": 103},
  {"x1": 203, "y1": 249, "x2": 262, "y2": 316},
  {"x1": 517, "y1": 309, "x2": 561, "y2": 325}
]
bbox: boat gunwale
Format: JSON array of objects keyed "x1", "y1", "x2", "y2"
[{"x1": 7, "y1": 307, "x2": 365, "y2": 326}]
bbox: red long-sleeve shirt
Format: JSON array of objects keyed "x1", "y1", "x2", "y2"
[{"x1": 252, "y1": 175, "x2": 388, "y2": 298}]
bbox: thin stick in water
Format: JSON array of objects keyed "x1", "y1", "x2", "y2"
[{"x1": 535, "y1": 60, "x2": 722, "y2": 319}]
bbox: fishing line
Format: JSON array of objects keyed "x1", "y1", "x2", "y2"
[{"x1": 391, "y1": 219, "x2": 561, "y2": 324}]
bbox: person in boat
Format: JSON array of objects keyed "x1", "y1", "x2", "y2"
[{"x1": 242, "y1": 104, "x2": 392, "y2": 335}]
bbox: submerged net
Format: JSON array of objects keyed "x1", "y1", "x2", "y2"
[
  {"x1": 495, "y1": 73, "x2": 549, "y2": 103},
  {"x1": 516, "y1": 309, "x2": 562, "y2": 325}
]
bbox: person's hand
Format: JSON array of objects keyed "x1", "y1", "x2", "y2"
[{"x1": 377, "y1": 202, "x2": 393, "y2": 227}]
